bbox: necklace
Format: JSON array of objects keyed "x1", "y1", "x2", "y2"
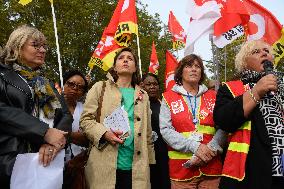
[{"x1": 187, "y1": 92, "x2": 198, "y2": 125}]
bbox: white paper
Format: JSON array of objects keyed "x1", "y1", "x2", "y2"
[
  {"x1": 104, "y1": 106, "x2": 130, "y2": 137},
  {"x1": 11, "y1": 150, "x2": 65, "y2": 189}
]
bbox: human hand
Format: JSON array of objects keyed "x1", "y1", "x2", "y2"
[
  {"x1": 195, "y1": 144, "x2": 217, "y2": 163},
  {"x1": 189, "y1": 155, "x2": 205, "y2": 167},
  {"x1": 254, "y1": 74, "x2": 277, "y2": 98},
  {"x1": 103, "y1": 130, "x2": 124, "y2": 145},
  {"x1": 44, "y1": 128, "x2": 67, "y2": 149},
  {"x1": 38, "y1": 144, "x2": 59, "y2": 167}
]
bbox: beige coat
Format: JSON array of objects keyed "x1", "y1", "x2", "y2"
[{"x1": 80, "y1": 76, "x2": 155, "y2": 189}]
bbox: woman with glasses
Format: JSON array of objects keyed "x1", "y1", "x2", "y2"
[
  {"x1": 62, "y1": 70, "x2": 89, "y2": 157},
  {"x1": 80, "y1": 47, "x2": 155, "y2": 189},
  {"x1": 214, "y1": 40, "x2": 284, "y2": 189},
  {"x1": 0, "y1": 25, "x2": 71, "y2": 188}
]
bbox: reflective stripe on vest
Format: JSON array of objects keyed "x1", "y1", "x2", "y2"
[
  {"x1": 163, "y1": 90, "x2": 222, "y2": 181},
  {"x1": 168, "y1": 125, "x2": 216, "y2": 160},
  {"x1": 222, "y1": 81, "x2": 252, "y2": 181}
]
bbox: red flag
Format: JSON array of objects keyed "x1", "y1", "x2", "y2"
[
  {"x1": 215, "y1": 0, "x2": 284, "y2": 65},
  {"x1": 88, "y1": 29, "x2": 123, "y2": 71},
  {"x1": 148, "y1": 41, "x2": 159, "y2": 75},
  {"x1": 243, "y1": 0, "x2": 284, "y2": 66},
  {"x1": 213, "y1": 0, "x2": 249, "y2": 36},
  {"x1": 168, "y1": 11, "x2": 186, "y2": 50},
  {"x1": 165, "y1": 51, "x2": 178, "y2": 91},
  {"x1": 89, "y1": 0, "x2": 138, "y2": 71},
  {"x1": 113, "y1": 0, "x2": 138, "y2": 46}
]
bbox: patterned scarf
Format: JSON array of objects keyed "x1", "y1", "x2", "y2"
[
  {"x1": 13, "y1": 63, "x2": 61, "y2": 119},
  {"x1": 241, "y1": 69, "x2": 284, "y2": 176}
]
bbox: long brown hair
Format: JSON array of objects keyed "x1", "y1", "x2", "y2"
[
  {"x1": 109, "y1": 47, "x2": 141, "y2": 87},
  {"x1": 174, "y1": 54, "x2": 205, "y2": 85}
]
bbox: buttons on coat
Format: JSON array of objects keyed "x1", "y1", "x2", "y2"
[
  {"x1": 137, "y1": 117, "x2": 141, "y2": 121},
  {"x1": 137, "y1": 151, "x2": 141, "y2": 155},
  {"x1": 138, "y1": 133, "x2": 141, "y2": 136}
]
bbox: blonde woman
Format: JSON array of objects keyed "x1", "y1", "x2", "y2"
[
  {"x1": 80, "y1": 47, "x2": 155, "y2": 189},
  {"x1": 214, "y1": 40, "x2": 284, "y2": 188},
  {"x1": 0, "y1": 25, "x2": 70, "y2": 188}
]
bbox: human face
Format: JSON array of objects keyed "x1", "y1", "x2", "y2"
[
  {"x1": 182, "y1": 60, "x2": 202, "y2": 86},
  {"x1": 114, "y1": 51, "x2": 137, "y2": 76},
  {"x1": 63, "y1": 75, "x2": 86, "y2": 102},
  {"x1": 245, "y1": 41, "x2": 273, "y2": 73},
  {"x1": 142, "y1": 75, "x2": 159, "y2": 99},
  {"x1": 20, "y1": 38, "x2": 47, "y2": 69}
]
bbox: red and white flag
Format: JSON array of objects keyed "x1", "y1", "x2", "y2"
[
  {"x1": 165, "y1": 51, "x2": 178, "y2": 92},
  {"x1": 148, "y1": 41, "x2": 159, "y2": 75},
  {"x1": 185, "y1": 0, "x2": 248, "y2": 54},
  {"x1": 89, "y1": 0, "x2": 138, "y2": 71},
  {"x1": 185, "y1": 0, "x2": 221, "y2": 55},
  {"x1": 168, "y1": 11, "x2": 187, "y2": 50},
  {"x1": 244, "y1": 0, "x2": 284, "y2": 66},
  {"x1": 214, "y1": 0, "x2": 284, "y2": 65}
]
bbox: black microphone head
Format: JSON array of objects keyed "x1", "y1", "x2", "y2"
[{"x1": 262, "y1": 60, "x2": 273, "y2": 74}]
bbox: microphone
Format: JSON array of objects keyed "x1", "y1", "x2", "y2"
[
  {"x1": 263, "y1": 60, "x2": 274, "y2": 75},
  {"x1": 262, "y1": 60, "x2": 275, "y2": 96}
]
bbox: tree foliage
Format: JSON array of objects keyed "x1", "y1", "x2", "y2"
[
  {"x1": 0, "y1": 0, "x2": 172, "y2": 86},
  {"x1": 207, "y1": 37, "x2": 245, "y2": 83}
]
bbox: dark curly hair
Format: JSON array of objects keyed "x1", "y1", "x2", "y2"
[
  {"x1": 108, "y1": 47, "x2": 141, "y2": 87},
  {"x1": 141, "y1": 72, "x2": 160, "y2": 86},
  {"x1": 174, "y1": 54, "x2": 205, "y2": 85},
  {"x1": 63, "y1": 70, "x2": 88, "y2": 93}
]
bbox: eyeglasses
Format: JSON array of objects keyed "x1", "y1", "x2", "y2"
[
  {"x1": 65, "y1": 81, "x2": 85, "y2": 91},
  {"x1": 31, "y1": 42, "x2": 49, "y2": 51}
]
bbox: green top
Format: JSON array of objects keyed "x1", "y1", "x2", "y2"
[{"x1": 117, "y1": 87, "x2": 135, "y2": 170}]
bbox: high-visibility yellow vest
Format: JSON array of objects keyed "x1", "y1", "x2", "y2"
[
  {"x1": 222, "y1": 80, "x2": 251, "y2": 181},
  {"x1": 163, "y1": 89, "x2": 222, "y2": 181}
]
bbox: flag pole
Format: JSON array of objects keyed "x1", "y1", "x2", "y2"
[
  {"x1": 50, "y1": 2, "x2": 64, "y2": 88},
  {"x1": 210, "y1": 35, "x2": 220, "y2": 90},
  {"x1": 136, "y1": 34, "x2": 143, "y2": 77}
]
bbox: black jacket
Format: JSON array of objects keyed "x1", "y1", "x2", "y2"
[
  {"x1": 0, "y1": 63, "x2": 72, "y2": 184},
  {"x1": 214, "y1": 83, "x2": 273, "y2": 189}
]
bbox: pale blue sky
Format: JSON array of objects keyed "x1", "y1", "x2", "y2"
[{"x1": 140, "y1": 0, "x2": 284, "y2": 63}]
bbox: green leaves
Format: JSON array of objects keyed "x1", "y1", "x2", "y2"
[{"x1": 1, "y1": 0, "x2": 171, "y2": 86}]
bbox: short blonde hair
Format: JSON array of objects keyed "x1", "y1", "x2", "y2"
[
  {"x1": 1, "y1": 25, "x2": 46, "y2": 65},
  {"x1": 235, "y1": 40, "x2": 273, "y2": 73}
]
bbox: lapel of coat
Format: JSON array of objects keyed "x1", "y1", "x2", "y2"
[{"x1": 1, "y1": 67, "x2": 33, "y2": 100}]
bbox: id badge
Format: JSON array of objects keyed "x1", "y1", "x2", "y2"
[{"x1": 191, "y1": 132, "x2": 203, "y2": 142}]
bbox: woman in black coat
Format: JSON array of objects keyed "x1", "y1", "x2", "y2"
[
  {"x1": 214, "y1": 40, "x2": 284, "y2": 189},
  {"x1": 0, "y1": 25, "x2": 72, "y2": 188},
  {"x1": 141, "y1": 73, "x2": 171, "y2": 189}
]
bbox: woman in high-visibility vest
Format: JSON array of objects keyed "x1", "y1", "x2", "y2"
[
  {"x1": 214, "y1": 40, "x2": 284, "y2": 189},
  {"x1": 160, "y1": 54, "x2": 226, "y2": 188}
]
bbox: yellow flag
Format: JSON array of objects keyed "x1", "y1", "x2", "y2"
[
  {"x1": 19, "y1": 0, "x2": 53, "y2": 6},
  {"x1": 18, "y1": 0, "x2": 32, "y2": 6},
  {"x1": 273, "y1": 28, "x2": 284, "y2": 67}
]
